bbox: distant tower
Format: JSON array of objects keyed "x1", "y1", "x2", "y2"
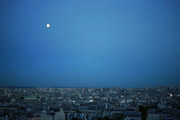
[
  {"x1": 54, "y1": 108, "x2": 65, "y2": 120},
  {"x1": 4, "y1": 90, "x2": 7, "y2": 95}
]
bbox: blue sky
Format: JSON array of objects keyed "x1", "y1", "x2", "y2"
[{"x1": 0, "y1": 0, "x2": 180, "y2": 87}]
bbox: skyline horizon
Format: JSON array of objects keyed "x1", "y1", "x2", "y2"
[{"x1": 0, "y1": 84, "x2": 179, "y2": 88}]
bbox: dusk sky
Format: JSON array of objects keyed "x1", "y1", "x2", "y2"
[{"x1": 0, "y1": 0, "x2": 180, "y2": 87}]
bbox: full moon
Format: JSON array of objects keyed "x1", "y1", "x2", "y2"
[{"x1": 46, "y1": 24, "x2": 50, "y2": 28}]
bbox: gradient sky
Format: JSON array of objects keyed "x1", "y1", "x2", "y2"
[{"x1": 0, "y1": 0, "x2": 180, "y2": 87}]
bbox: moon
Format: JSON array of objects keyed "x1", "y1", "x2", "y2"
[{"x1": 46, "y1": 24, "x2": 50, "y2": 28}]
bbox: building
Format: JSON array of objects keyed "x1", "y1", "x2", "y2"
[{"x1": 54, "y1": 108, "x2": 65, "y2": 120}]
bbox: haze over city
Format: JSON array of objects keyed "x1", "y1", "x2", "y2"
[{"x1": 0, "y1": 0, "x2": 180, "y2": 87}]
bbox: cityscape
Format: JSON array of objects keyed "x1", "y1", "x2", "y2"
[
  {"x1": 0, "y1": 87, "x2": 180, "y2": 120},
  {"x1": 0, "y1": 0, "x2": 180, "y2": 120}
]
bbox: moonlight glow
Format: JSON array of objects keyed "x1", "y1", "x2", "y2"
[{"x1": 46, "y1": 24, "x2": 50, "y2": 28}]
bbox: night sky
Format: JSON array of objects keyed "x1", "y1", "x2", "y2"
[{"x1": 0, "y1": 0, "x2": 180, "y2": 87}]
